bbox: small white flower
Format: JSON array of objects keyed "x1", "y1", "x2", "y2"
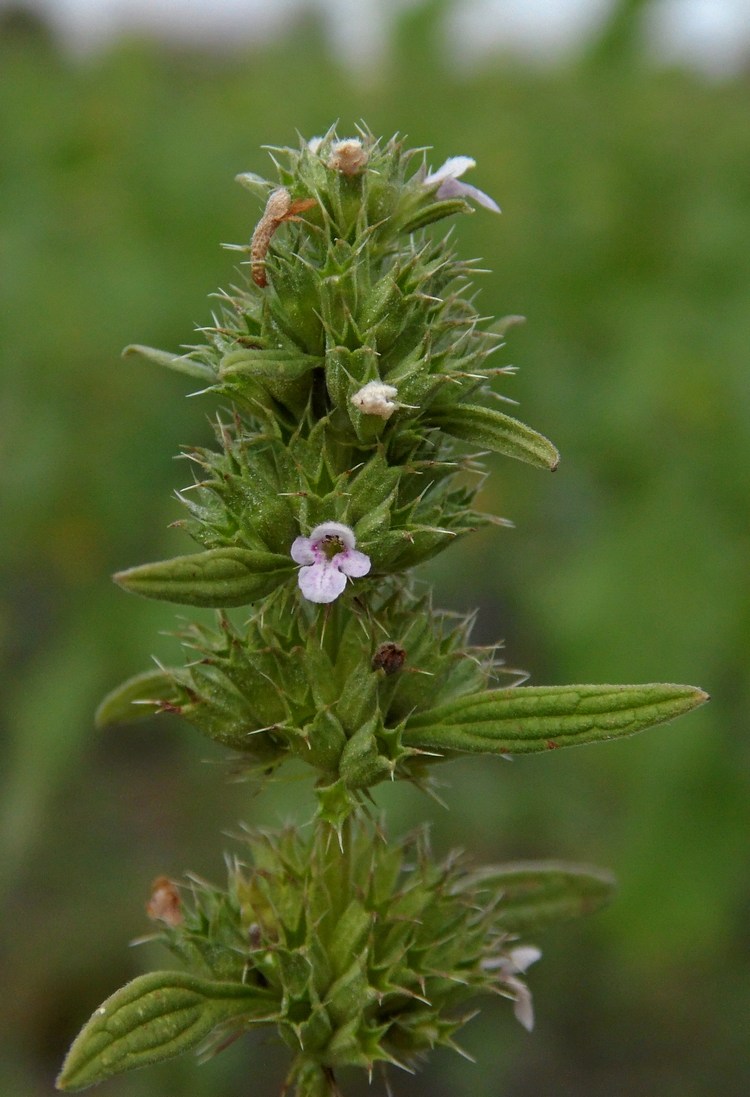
[
  {"x1": 290, "y1": 521, "x2": 371, "y2": 604},
  {"x1": 483, "y1": 945, "x2": 541, "y2": 1032},
  {"x1": 424, "y1": 156, "x2": 500, "y2": 213},
  {"x1": 350, "y1": 381, "x2": 400, "y2": 420},
  {"x1": 505, "y1": 946, "x2": 542, "y2": 974},
  {"x1": 307, "y1": 136, "x2": 324, "y2": 154}
]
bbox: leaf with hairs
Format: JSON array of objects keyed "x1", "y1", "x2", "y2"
[
  {"x1": 95, "y1": 668, "x2": 182, "y2": 729},
  {"x1": 458, "y1": 861, "x2": 616, "y2": 932},
  {"x1": 123, "y1": 344, "x2": 215, "y2": 381},
  {"x1": 56, "y1": 971, "x2": 278, "y2": 1090},
  {"x1": 114, "y1": 547, "x2": 293, "y2": 607},
  {"x1": 403, "y1": 683, "x2": 708, "y2": 754},
  {"x1": 428, "y1": 403, "x2": 559, "y2": 470}
]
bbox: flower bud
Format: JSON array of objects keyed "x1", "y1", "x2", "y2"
[
  {"x1": 350, "y1": 381, "x2": 399, "y2": 420},
  {"x1": 328, "y1": 138, "x2": 368, "y2": 175},
  {"x1": 146, "y1": 876, "x2": 183, "y2": 927},
  {"x1": 372, "y1": 642, "x2": 406, "y2": 675}
]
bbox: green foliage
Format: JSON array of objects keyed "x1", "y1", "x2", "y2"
[
  {"x1": 114, "y1": 547, "x2": 294, "y2": 607},
  {"x1": 457, "y1": 862, "x2": 616, "y2": 933},
  {"x1": 94, "y1": 668, "x2": 181, "y2": 727},
  {"x1": 427, "y1": 403, "x2": 559, "y2": 470},
  {"x1": 116, "y1": 132, "x2": 554, "y2": 602},
  {"x1": 57, "y1": 972, "x2": 278, "y2": 1091},
  {"x1": 97, "y1": 583, "x2": 494, "y2": 793},
  {"x1": 58, "y1": 822, "x2": 613, "y2": 1093},
  {"x1": 403, "y1": 682, "x2": 708, "y2": 754},
  {"x1": 2, "y1": 12, "x2": 747, "y2": 1097},
  {"x1": 51, "y1": 125, "x2": 705, "y2": 1096},
  {"x1": 92, "y1": 131, "x2": 702, "y2": 830}
]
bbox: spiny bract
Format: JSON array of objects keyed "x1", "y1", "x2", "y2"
[{"x1": 59, "y1": 128, "x2": 707, "y2": 1097}]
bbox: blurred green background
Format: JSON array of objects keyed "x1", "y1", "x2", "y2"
[{"x1": 1, "y1": 2, "x2": 749, "y2": 1094}]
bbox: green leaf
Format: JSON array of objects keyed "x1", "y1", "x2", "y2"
[
  {"x1": 218, "y1": 349, "x2": 320, "y2": 416},
  {"x1": 344, "y1": 453, "x2": 402, "y2": 527},
  {"x1": 427, "y1": 403, "x2": 559, "y2": 471},
  {"x1": 95, "y1": 668, "x2": 181, "y2": 729},
  {"x1": 122, "y1": 344, "x2": 215, "y2": 382},
  {"x1": 218, "y1": 348, "x2": 322, "y2": 381},
  {"x1": 459, "y1": 862, "x2": 616, "y2": 932},
  {"x1": 56, "y1": 971, "x2": 278, "y2": 1091},
  {"x1": 114, "y1": 547, "x2": 294, "y2": 607},
  {"x1": 400, "y1": 198, "x2": 473, "y2": 233},
  {"x1": 326, "y1": 900, "x2": 373, "y2": 980},
  {"x1": 234, "y1": 170, "x2": 273, "y2": 199},
  {"x1": 403, "y1": 683, "x2": 708, "y2": 754}
]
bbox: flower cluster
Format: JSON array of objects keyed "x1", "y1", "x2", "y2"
[{"x1": 59, "y1": 128, "x2": 707, "y2": 1097}]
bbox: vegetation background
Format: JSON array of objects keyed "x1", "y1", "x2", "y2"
[{"x1": 1, "y1": 1, "x2": 748, "y2": 1094}]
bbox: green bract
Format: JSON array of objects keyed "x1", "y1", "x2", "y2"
[
  {"x1": 57, "y1": 972, "x2": 278, "y2": 1091},
  {"x1": 61, "y1": 128, "x2": 708, "y2": 1097},
  {"x1": 117, "y1": 132, "x2": 558, "y2": 606},
  {"x1": 57, "y1": 824, "x2": 615, "y2": 1092}
]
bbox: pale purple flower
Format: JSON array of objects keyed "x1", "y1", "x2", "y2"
[
  {"x1": 482, "y1": 945, "x2": 541, "y2": 1031},
  {"x1": 290, "y1": 521, "x2": 371, "y2": 604},
  {"x1": 424, "y1": 156, "x2": 501, "y2": 213}
]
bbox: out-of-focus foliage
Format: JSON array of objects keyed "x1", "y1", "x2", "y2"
[{"x1": 1, "y1": 4, "x2": 748, "y2": 1096}]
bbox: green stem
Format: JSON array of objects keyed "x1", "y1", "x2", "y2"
[{"x1": 323, "y1": 1066, "x2": 343, "y2": 1097}]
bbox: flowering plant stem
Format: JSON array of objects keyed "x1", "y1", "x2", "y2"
[{"x1": 57, "y1": 127, "x2": 707, "y2": 1096}]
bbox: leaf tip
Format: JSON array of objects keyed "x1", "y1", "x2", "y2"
[
  {"x1": 537, "y1": 437, "x2": 560, "y2": 472},
  {"x1": 673, "y1": 684, "x2": 710, "y2": 711},
  {"x1": 55, "y1": 1047, "x2": 86, "y2": 1092},
  {"x1": 93, "y1": 700, "x2": 109, "y2": 731},
  {"x1": 55, "y1": 1068, "x2": 73, "y2": 1091},
  {"x1": 112, "y1": 567, "x2": 133, "y2": 592}
]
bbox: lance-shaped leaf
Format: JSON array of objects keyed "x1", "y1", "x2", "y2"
[
  {"x1": 218, "y1": 348, "x2": 322, "y2": 381},
  {"x1": 56, "y1": 971, "x2": 278, "y2": 1091},
  {"x1": 427, "y1": 404, "x2": 559, "y2": 471},
  {"x1": 400, "y1": 197, "x2": 473, "y2": 234},
  {"x1": 403, "y1": 683, "x2": 708, "y2": 754},
  {"x1": 95, "y1": 668, "x2": 182, "y2": 729},
  {"x1": 218, "y1": 349, "x2": 321, "y2": 417},
  {"x1": 123, "y1": 344, "x2": 216, "y2": 382},
  {"x1": 457, "y1": 862, "x2": 616, "y2": 933},
  {"x1": 114, "y1": 547, "x2": 294, "y2": 607}
]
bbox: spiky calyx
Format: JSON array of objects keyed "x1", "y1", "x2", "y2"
[
  {"x1": 97, "y1": 580, "x2": 500, "y2": 819},
  {"x1": 57, "y1": 820, "x2": 615, "y2": 1095},
  {"x1": 98, "y1": 572, "x2": 707, "y2": 827},
  {"x1": 119, "y1": 129, "x2": 557, "y2": 613},
  {"x1": 66, "y1": 127, "x2": 710, "y2": 1097},
  {"x1": 100, "y1": 130, "x2": 708, "y2": 823}
]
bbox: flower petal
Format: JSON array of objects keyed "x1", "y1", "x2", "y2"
[
  {"x1": 337, "y1": 549, "x2": 371, "y2": 578},
  {"x1": 308, "y1": 521, "x2": 356, "y2": 550},
  {"x1": 425, "y1": 155, "x2": 476, "y2": 185},
  {"x1": 452, "y1": 180, "x2": 501, "y2": 213},
  {"x1": 290, "y1": 536, "x2": 316, "y2": 565},
  {"x1": 435, "y1": 176, "x2": 500, "y2": 212},
  {"x1": 298, "y1": 562, "x2": 347, "y2": 604},
  {"x1": 507, "y1": 946, "x2": 542, "y2": 974},
  {"x1": 511, "y1": 980, "x2": 535, "y2": 1032}
]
